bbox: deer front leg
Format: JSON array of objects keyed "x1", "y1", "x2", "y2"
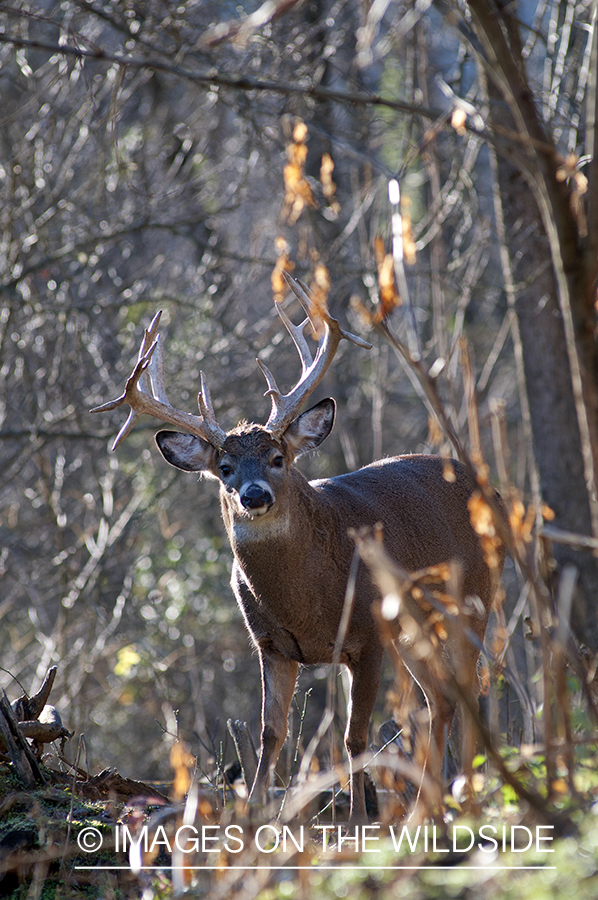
[
  {"x1": 250, "y1": 648, "x2": 299, "y2": 805},
  {"x1": 345, "y1": 649, "x2": 383, "y2": 823}
]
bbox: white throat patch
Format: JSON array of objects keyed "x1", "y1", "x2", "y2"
[{"x1": 232, "y1": 510, "x2": 291, "y2": 544}]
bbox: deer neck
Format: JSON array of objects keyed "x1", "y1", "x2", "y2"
[{"x1": 222, "y1": 469, "x2": 348, "y2": 617}]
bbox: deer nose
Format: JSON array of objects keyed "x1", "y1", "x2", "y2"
[{"x1": 240, "y1": 484, "x2": 273, "y2": 511}]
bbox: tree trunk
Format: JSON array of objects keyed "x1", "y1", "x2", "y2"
[{"x1": 494, "y1": 152, "x2": 598, "y2": 651}]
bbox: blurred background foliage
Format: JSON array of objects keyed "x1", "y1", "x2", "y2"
[{"x1": 1, "y1": 0, "x2": 597, "y2": 797}]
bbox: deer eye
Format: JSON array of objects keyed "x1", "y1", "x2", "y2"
[
  {"x1": 271, "y1": 455, "x2": 284, "y2": 468},
  {"x1": 219, "y1": 463, "x2": 232, "y2": 477}
]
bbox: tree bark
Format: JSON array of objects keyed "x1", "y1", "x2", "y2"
[
  {"x1": 498, "y1": 168, "x2": 598, "y2": 646},
  {"x1": 470, "y1": 0, "x2": 598, "y2": 648}
]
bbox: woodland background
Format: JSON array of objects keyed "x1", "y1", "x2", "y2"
[{"x1": 2, "y1": 0, "x2": 598, "y2": 865}]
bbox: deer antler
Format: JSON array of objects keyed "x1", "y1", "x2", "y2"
[
  {"x1": 90, "y1": 311, "x2": 227, "y2": 450},
  {"x1": 258, "y1": 271, "x2": 372, "y2": 438}
]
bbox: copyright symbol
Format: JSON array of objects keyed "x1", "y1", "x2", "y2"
[{"x1": 77, "y1": 827, "x2": 103, "y2": 853}]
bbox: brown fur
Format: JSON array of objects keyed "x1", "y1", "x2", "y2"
[{"x1": 156, "y1": 408, "x2": 506, "y2": 822}]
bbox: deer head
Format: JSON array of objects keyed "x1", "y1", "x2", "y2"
[{"x1": 91, "y1": 272, "x2": 371, "y2": 521}]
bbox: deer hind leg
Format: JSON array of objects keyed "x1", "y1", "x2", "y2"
[
  {"x1": 250, "y1": 649, "x2": 299, "y2": 805},
  {"x1": 450, "y1": 636, "x2": 487, "y2": 777},
  {"x1": 409, "y1": 636, "x2": 484, "y2": 781},
  {"x1": 393, "y1": 657, "x2": 453, "y2": 784},
  {"x1": 345, "y1": 649, "x2": 383, "y2": 823}
]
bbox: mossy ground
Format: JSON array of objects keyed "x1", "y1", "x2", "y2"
[{"x1": 2, "y1": 747, "x2": 598, "y2": 900}]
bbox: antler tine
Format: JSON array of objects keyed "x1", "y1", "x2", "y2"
[
  {"x1": 281, "y1": 271, "x2": 317, "y2": 332},
  {"x1": 261, "y1": 273, "x2": 373, "y2": 438},
  {"x1": 112, "y1": 408, "x2": 140, "y2": 450},
  {"x1": 274, "y1": 300, "x2": 313, "y2": 373},
  {"x1": 288, "y1": 273, "x2": 372, "y2": 351},
  {"x1": 256, "y1": 357, "x2": 281, "y2": 401},
  {"x1": 90, "y1": 312, "x2": 227, "y2": 450},
  {"x1": 148, "y1": 335, "x2": 168, "y2": 404},
  {"x1": 90, "y1": 339, "x2": 158, "y2": 449},
  {"x1": 283, "y1": 270, "x2": 371, "y2": 350},
  {"x1": 197, "y1": 371, "x2": 228, "y2": 447}
]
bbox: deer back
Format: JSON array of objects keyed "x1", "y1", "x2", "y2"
[{"x1": 220, "y1": 449, "x2": 499, "y2": 668}]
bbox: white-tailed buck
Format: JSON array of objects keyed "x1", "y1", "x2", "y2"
[{"x1": 93, "y1": 273, "x2": 505, "y2": 821}]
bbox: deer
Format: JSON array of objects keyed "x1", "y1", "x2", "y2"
[{"x1": 92, "y1": 272, "x2": 506, "y2": 822}]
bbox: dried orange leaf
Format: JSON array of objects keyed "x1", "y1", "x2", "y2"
[
  {"x1": 351, "y1": 293, "x2": 374, "y2": 327},
  {"x1": 451, "y1": 107, "x2": 467, "y2": 135},
  {"x1": 198, "y1": 798, "x2": 214, "y2": 818},
  {"x1": 293, "y1": 120, "x2": 308, "y2": 143},
  {"x1": 442, "y1": 459, "x2": 456, "y2": 483},
  {"x1": 402, "y1": 214, "x2": 417, "y2": 265},
  {"x1": 433, "y1": 620, "x2": 448, "y2": 641},
  {"x1": 307, "y1": 262, "x2": 330, "y2": 339},
  {"x1": 468, "y1": 491, "x2": 494, "y2": 535},
  {"x1": 468, "y1": 490, "x2": 503, "y2": 568},
  {"x1": 491, "y1": 625, "x2": 508, "y2": 657},
  {"x1": 428, "y1": 415, "x2": 444, "y2": 448},
  {"x1": 271, "y1": 236, "x2": 293, "y2": 302},
  {"x1": 373, "y1": 237, "x2": 400, "y2": 321},
  {"x1": 170, "y1": 741, "x2": 194, "y2": 801},
  {"x1": 283, "y1": 119, "x2": 315, "y2": 224},
  {"x1": 575, "y1": 171, "x2": 588, "y2": 194},
  {"x1": 422, "y1": 562, "x2": 452, "y2": 582},
  {"x1": 320, "y1": 152, "x2": 341, "y2": 213}
]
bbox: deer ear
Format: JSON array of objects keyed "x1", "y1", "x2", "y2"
[
  {"x1": 283, "y1": 398, "x2": 336, "y2": 459},
  {"x1": 156, "y1": 431, "x2": 218, "y2": 476}
]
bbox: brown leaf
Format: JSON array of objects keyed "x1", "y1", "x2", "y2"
[
  {"x1": 308, "y1": 262, "x2": 331, "y2": 338},
  {"x1": 451, "y1": 107, "x2": 467, "y2": 135},
  {"x1": 283, "y1": 119, "x2": 314, "y2": 224},
  {"x1": 442, "y1": 458, "x2": 456, "y2": 483},
  {"x1": 468, "y1": 490, "x2": 503, "y2": 569},
  {"x1": 509, "y1": 497, "x2": 534, "y2": 544},
  {"x1": 170, "y1": 741, "x2": 194, "y2": 801},
  {"x1": 402, "y1": 213, "x2": 417, "y2": 265},
  {"x1": 433, "y1": 619, "x2": 448, "y2": 641},
  {"x1": 320, "y1": 152, "x2": 341, "y2": 213},
  {"x1": 271, "y1": 236, "x2": 294, "y2": 302},
  {"x1": 373, "y1": 236, "x2": 400, "y2": 321},
  {"x1": 556, "y1": 152, "x2": 579, "y2": 182},
  {"x1": 428, "y1": 415, "x2": 444, "y2": 448},
  {"x1": 350, "y1": 293, "x2": 374, "y2": 327}
]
